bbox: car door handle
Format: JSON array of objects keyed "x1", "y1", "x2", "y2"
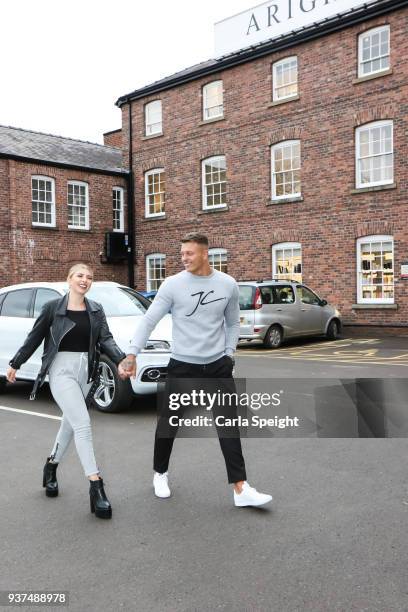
[
  {"x1": 276, "y1": 308, "x2": 282, "y2": 311},
  {"x1": 301, "y1": 308, "x2": 307, "y2": 311}
]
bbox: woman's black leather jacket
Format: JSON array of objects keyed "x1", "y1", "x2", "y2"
[{"x1": 9, "y1": 293, "x2": 127, "y2": 400}]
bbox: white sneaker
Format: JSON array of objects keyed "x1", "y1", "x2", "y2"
[
  {"x1": 153, "y1": 472, "x2": 171, "y2": 498},
  {"x1": 234, "y1": 481, "x2": 272, "y2": 507}
]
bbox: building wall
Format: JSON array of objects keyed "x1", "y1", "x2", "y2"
[
  {"x1": 5, "y1": 160, "x2": 128, "y2": 285},
  {"x1": 0, "y1": 158, "x2": 11, "y2": 285},
  {"x1": 103, "y1": 129, "x2": 122, "y2": 149},
  {"x1": 126, "y1": 8, "x2": 408, "y2": 325}
]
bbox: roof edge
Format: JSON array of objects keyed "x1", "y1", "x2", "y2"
[
  {"x1": 0, "y1": 123, "x2": 121, "y2": 151},
  {"x1": 0, "y1": 152, "x2": 130, "y2": 177},
  {"x1": 116, "y1": 0, "x2": 403, "y2": 107},
  {"x1": 103, "y1": 128, "x2": 122, "y2": 137}
]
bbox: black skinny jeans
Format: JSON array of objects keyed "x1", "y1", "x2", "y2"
[{"x1": 154, "y1": 355, "x2": 247, "y2": 483}]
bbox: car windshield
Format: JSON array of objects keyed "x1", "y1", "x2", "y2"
[{"x1": 85, "y1": 286, "x2": 148, "y2": 317}]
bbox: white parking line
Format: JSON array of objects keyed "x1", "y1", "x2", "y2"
[{"x1": 0, "y1": 405, "x2": 61, "y2": 420}]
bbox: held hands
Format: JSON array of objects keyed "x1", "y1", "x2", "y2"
[
  {"x1": 6, "y1": 367, "x2": 17, "y2": 383},
  {"x1": 118, "y1": 355, "x2": 137, "y2": 380},
  {"x1": 7, "y1": 361, "x2": 137, "y2": 383}
]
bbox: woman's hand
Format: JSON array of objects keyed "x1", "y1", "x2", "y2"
[
  {"x1": 118, "y1": 356, "x2": 137, "y2": 380},
  {"x1": 6, "y1": 367, "x2": 17, "y2": 383},
  {"x1": 121, "y1": 355, "x2": 137, "y2": 380},
  {"x1": 118, "y1": 361, "x2": 129, "y2": 380}
]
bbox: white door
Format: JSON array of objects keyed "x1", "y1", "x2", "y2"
[{"x1": 0, "y1": 288, "x2": 37, "y2": 378}]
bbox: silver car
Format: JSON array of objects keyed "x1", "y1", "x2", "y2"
[
  {"x1": 0, "y1": 281, "x2": 172, "y2": 412},
  {"x1": 238, "y1": 280, "x2": 341, "y2": 349}
]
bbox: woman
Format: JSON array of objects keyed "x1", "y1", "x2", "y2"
[{"x1": 6, "y1": 263, "x2": 129, "y2": 519}]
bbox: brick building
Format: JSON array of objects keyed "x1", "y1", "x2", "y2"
[
  {"x1": 0, "y1": 125, "x2": 130, "y2": 287},
  {"x1": 116, "y1": 0, "x2": 408, "y2": 328}
]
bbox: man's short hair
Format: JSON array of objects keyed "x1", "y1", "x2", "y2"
[{"x1": 181, "y1": 232, "x2": 209, "y2": 246}]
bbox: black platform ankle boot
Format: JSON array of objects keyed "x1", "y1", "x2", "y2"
[
  {"x1": 42, "y1": 457, "x2": 59, "y2": 497},
  {"x1": 89, "y1": 478, "x2": 112, "y2": 519}
]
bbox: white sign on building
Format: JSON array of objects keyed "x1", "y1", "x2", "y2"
[{"x1": 214, "y1": 0, "x2": 379, "y2": 57}]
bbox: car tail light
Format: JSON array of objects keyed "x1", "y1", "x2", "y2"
[{"x1": 254, "y1": 288, "x2": 262, "y2": 310}]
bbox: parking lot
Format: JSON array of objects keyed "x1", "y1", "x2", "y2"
[
  {"x1": 236, "y1": 335, "x2": 408, "y2": 375},
  {"x1": 1, "y1": 335, "x2": 408, "y2": 611}
]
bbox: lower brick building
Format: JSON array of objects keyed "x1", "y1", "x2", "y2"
[
  {"x1": 0, "y1": 125, "x2": 130, "y2": 287},
  {"x1": 117, "y1": 0, "x2": 408, "y2": 329}
]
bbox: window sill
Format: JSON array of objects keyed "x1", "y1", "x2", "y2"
[
  {"x1": 198, "y1": 116, "x2": 225, "y2": 126},
  {"x1": 142, "y1": 214, "x2": 166, "y2": 221},
  {"x1": 352, "y1": 68, "x2": 393, "y2": 85},
  {"x1": 142, "y1": 132, "x2": 163, "y2": 141},
  {"x1": 68, "y1": 227, "x2": 91, "y2": 232},
  {"x1": 267, "y1": 94, "x2": 300, "y2": 107},
  {"x1": 350, "y1": 183, "x2": 396, "y2": 194},
  {"x1": 198, "y1": 206, "x2": 229, "y2": 215},
  {"x1": 267, "y1": 196, "x2": 303, "y2": 205},
  {"x1": 31, "y1": 225, "x2": 58, "y2": 231},
  {"x1": 352, "y1": 303, "x2": 397, "y2": 309}
]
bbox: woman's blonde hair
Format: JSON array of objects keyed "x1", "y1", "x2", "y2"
[{"x1": 67, "y1": 262, "x2": 94, "y2": 281}]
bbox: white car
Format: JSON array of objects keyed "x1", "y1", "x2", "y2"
[{"x1": 0, "y1": 281, "x2": 172, "y2": 412}]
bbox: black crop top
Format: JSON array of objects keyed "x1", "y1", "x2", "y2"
[{"x1": 58, "y1": 310, "x2": 91, "y2": 352}]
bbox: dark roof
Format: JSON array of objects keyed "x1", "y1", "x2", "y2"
[
  {"x1": 0, "y1": 125, "x2": 128, "y2": 175},
  {"x1": 116, "y1": 0, "x2": 402, "y2": 106}
]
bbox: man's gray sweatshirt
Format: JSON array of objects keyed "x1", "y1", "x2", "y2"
[{"x1": 129, "y1": 269, "x2": 241, "y2": 364}]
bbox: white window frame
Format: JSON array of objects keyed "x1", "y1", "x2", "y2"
[
  {"x1": 271, "y1": 140, "x2": 301, "y2": 201},
  {"x1": 355, "y1": 120, "x2": 393, "y2": 189},
  {"x1": 31, "y1": 175, "x2": 56, "y2": 227},
  {"x1": 202, "y1": 155, "x2": 227, "y2": 210},
  {"x1": 273, "y1": 56, "x2": 298, "y2": 101},
  {"x1": 272, "y1": 242, "x2": 302, "y2": 282},
  {"x1": 146, "y1": 253, "x2": 166, "y2": 292},
  {"x1": 112, "y1": 186, "x2": 124, "y2": 232},
  {"x1": 145, "y1": 100, "x2": 162, "y2": 136},
  {"x1": 356, "y1": 235, "x2": 394, "y2": 304},
  {"x1": 67, "y1": 180, "x2": 89, "y2": 230},
  {"x1": 358, "y1": 25, "x2": 390, "y2": 78},
  {"x1": 208, "y1": 248, "x2": 227, "y2": 273},
  {"x1": 145, "y1": 168, "x2": 166, "y2": 218},
  {"x1": 203, "y1": 80, "x2": 224, "y2": 120}
]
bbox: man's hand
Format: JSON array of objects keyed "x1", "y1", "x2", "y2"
[
  {"x1": 6, "y1": 367, "x2": 17, "y2": 383},
  {"x1": 121, "y1": 355, "x2": 137, "y2": 380}
]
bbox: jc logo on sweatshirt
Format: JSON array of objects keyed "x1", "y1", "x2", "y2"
[{"x1": 186, "y1": 290, "x2": 227, "y2": 317}]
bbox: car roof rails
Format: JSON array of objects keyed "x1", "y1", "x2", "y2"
[
  {"x1": 238, "y1": 278, "x2": 300, "y2": 284},
  {"x1": 256, "y1": 279, "x2": 299, "y2": 284}
]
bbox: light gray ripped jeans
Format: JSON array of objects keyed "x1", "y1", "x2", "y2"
[{"x1": 48, "y1": 352, "x2": 99, "y2": 477}]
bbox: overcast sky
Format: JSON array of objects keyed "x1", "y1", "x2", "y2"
[{"x1": 0, "y1": 0, "x2": 255, "y2": 144}]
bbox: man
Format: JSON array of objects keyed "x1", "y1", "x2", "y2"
[{"x1": 125, "y1": 233, "x2": 272, "y2": 507}]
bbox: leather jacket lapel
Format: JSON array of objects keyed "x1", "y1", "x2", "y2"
[
  {"x1": 52, "y1": 294, "x2": 74, "y2": 348},
  {"x1": 85, "y1": 297, "x2": 101, "y2": 381}
]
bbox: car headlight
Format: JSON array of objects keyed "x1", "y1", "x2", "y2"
[{"x1": 142, "y1": 340, "x2": 171, "y2": 352}]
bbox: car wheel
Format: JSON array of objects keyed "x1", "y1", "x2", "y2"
[
  {"x1": 263, "y1": 325, "x2": 283, "y2": 349},
  {"x1": 91, "y1": 355, "x2": 133, "y2": 413},
  {"x1": 326, "y1": 319, "x2": 340, "y2": 340}
]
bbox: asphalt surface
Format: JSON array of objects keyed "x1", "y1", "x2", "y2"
[
  {"x1": 236, "y1": 335, "x2": 408, "y2": 377},
  {"x1": 1, "y1": 336, "x2": 408, "y2": 612}
]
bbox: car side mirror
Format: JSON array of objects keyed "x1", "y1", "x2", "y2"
[{"x1": 320, "y1": 299, "x2": 328, "y2": 307}]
